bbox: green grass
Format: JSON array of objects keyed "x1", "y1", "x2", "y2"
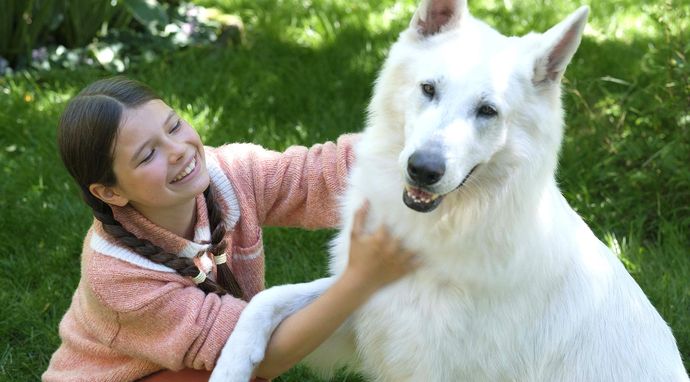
[{"x1": 0, "y1": 0, "x2": 688, "y2": 380}]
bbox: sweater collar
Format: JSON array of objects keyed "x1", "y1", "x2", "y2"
[
  {"x1": 111, "y1": 193, "x2": 211, "y2": 258},
  {"x1": 92, "y1": 148, "x2": 241, "y2": 270}
]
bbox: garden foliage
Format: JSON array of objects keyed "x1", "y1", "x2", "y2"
[{"x1": 0, "y1": 0, "x2": 237, "y2": 73}]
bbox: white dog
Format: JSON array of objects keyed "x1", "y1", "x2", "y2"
[{"x1": 211, "y1": 0, "x2": 689, "y2": 381}]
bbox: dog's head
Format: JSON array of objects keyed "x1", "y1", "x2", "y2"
[{"x1": 369, "y1": 0, "x2": 588, "y2": 213}]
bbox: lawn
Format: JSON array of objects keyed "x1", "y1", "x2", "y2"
[{"x1": 0, "y1": 0, "x2": 688, "y2": 380}]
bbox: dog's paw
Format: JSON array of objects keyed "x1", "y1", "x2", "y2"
[
  {"x1": 210, "y1": 351, "x2": 260, "y2": 382},
  {"x1": 209, "y1": 361, "x2": 252, "y2": 382},
  {"x1": 210, "y1": 329, "x2": 268, "y2": 382},
  {"x1": 209, "y1": 355, "x2": 257, "y2": 382}
]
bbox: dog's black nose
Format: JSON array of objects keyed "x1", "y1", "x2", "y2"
[{"x1": 407, "y1": 151, "x2": 445, "y2": 186}]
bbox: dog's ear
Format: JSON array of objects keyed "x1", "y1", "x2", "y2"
[
  {"x1": 532, "y1": 6, "x2": 589, "y2": 85},
  {"x1": 410, "y1": 0, "x2": 468, "y2": 37}
]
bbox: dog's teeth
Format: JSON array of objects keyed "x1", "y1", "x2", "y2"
[{"x1": 407, "y1": 186, "x2": 439, "y2": 204}]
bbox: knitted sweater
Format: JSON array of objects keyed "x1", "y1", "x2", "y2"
[{"x1": 43, "y1": 135, "x2": 356, "y2": 382}]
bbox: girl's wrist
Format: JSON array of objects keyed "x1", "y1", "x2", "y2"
[{"x1": 338, "y1": 267, "x2": 381, "y2": 298}]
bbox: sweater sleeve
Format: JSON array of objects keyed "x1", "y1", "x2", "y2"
[
  {"x1": 216, "y1": 134, "x2": 358, "y2": 229},
  {"x1": 87, "y1": 255, "x2": 247, "y2": 371}
]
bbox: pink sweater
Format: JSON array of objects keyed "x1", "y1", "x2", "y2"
[{"x1": 43, "y1": 135, "x2": 356, "y2": 382}]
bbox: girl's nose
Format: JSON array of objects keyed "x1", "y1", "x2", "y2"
[{"x1": 167, "y1": 139, "x2": 186, "y2": 163}]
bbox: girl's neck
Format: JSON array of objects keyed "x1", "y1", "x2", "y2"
[{"x1": 130, "y1": 197, "x2": 198, "y2": 240}]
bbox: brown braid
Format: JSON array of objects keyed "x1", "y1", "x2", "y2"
[
  {"x1": 204, "y1": 187, "x2": 244, "y2": 299},
  {"x1": 82, "y1": 186, "x2": 228, "y2": 295}
]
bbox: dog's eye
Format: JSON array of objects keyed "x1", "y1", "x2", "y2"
[
  {"x1": 421, "y1": 83, "x2": 436, "y2": 98},
  {"x1": 477, "y1": 104, "x2": 498, "y2": 118}
]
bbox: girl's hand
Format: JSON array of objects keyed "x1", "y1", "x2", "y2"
[
  {"x1": 344, "y1": 201, "x2": 420, "y2": 293},
  {"x1": 245, "y1": 201, "x2": 419, "y2": 380}
]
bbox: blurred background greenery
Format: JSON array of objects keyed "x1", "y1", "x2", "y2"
[{"x1": 0, "y1": 0, "x2": 688, "y2": 380}]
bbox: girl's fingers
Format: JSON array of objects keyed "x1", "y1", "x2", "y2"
[
  {"x1": 406, "y1": 253, "x2": 422, "y2": 269},
  {"x1": 351, "y1": 201, "x2": 370, "y2": 237},
  {"x1": 394, "y1": 248, "x2": 421, "y2": 270},
  {"x1": 374, "y1": 224, "x2": 390, "y2": 242}
]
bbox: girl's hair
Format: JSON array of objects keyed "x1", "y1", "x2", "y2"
[{"x1": 57, "y1": 77, "x2": 243, "y2": 298}]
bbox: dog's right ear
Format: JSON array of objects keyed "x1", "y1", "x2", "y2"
[
  {"x1": 532, "y1": 6, "x2": 589, "y2": 85},
  {"x1": 410, "y1": 0, "x2": 468, "y2": 37}
]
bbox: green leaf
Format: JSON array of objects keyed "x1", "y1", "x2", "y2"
[{"x1": 121, "y1": 0, "x2": 168, "y2": 31}]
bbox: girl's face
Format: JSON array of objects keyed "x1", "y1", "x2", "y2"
[{"x1": 106, "y1": 99, "x2": 210, "y2": 215}]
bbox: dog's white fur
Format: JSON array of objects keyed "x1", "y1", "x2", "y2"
[{"x1": 211, "y1": 1, "x2": 688, "y2": 381}]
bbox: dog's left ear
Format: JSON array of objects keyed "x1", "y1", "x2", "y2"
[
  {"x1": 533, "y1": 6, "x2": 589, "y2": 85},
  {"x1": 411, "y1": 0, "x2": 468, "y2": 37}
]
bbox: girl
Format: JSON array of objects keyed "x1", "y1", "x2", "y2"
[{"x1": 43, "y1": 77, "x2": 417, "y2": 382}]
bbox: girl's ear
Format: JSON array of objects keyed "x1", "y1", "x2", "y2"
[{"x1": 88, "y1": 183, "x2": 129, "y2": 207}]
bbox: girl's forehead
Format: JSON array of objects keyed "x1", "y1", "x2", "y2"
[
  {"x1": 114, "y1": 100, "x2": 173, "y2": 156},
  {"x1": 121, "y1": 99, "x2": 170, "y2": 128},
  {"x1": 119, "y1": 100, "x2": 171, "y2": 133}
]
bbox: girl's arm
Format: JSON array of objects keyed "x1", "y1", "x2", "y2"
[
  {"x1": 252, "y1": 204, "x2": 418, "y2": 379},
  {"x1": 215, "y1": 134, "x2": 358, "y2": 229},
  {"x1": 251, "y1": 269, "x2": 388, "y2": 379}
]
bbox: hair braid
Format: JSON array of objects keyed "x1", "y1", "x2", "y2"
[
  {"x1": 205, "y1": 187, "x2": 244, "y2": 299},
  {"x1": 82, "y1": 186, "x2": 228, "y2": 295}
]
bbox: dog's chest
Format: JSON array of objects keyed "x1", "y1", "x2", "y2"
[{"x1": 351, "y1": 276, "x2": 540, "y2": 380}]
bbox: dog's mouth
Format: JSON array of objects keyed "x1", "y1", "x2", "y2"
[
  {"x1": 403, "y1": 165, "x2": 478, "y2": 213},
  {"x1": 403, "y1": 186, "x2": 443, "y2": 213}
]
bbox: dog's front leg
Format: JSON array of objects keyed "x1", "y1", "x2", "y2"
[{"x1": 209, "y1": 276, "x2": 336, "y2": 382}]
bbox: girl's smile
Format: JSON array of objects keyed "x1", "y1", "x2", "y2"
[
  {"x1": 171, "y1": 154, "x2": 198, "y2": 184},
  {"x1": 93, "y1": 99, "x2": 211, "y2": 237}
]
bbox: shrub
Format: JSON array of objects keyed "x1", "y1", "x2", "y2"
[
  {"x1": 0, "y1": 0, "x2": 63, "y2": 67},
  {"x1": 0, "y1": 0, "x2": 171, "y2": 70}
]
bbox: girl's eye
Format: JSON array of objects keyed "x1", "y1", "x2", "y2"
[
  {"x1": 170, "y1": 119, "x2": 181, "y2": 133},
  {"x1": 421, "y1": 83, "x2": 436, "y2": 98},
  {"x1": 140, "y1": 149, "x2": 156, "y2": 165},
  {"x1": 477, "y1": 104, "x2": 498, "y2": 118}
]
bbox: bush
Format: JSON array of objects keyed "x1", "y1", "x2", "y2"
[
  {"x1": 0, "y1": 0, "x2": 171, "y2": 70},
  {"x1": 0, "y1": 0, "x2": 63, "y2": 67}
]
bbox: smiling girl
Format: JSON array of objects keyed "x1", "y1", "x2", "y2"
[{"x1": 43, "y1": 77, "x2": 417, "y2": 382}]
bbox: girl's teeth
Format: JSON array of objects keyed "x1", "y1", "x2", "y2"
[{"x1": 173, "y1": 157, "x2": 196, "y2": 182}]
